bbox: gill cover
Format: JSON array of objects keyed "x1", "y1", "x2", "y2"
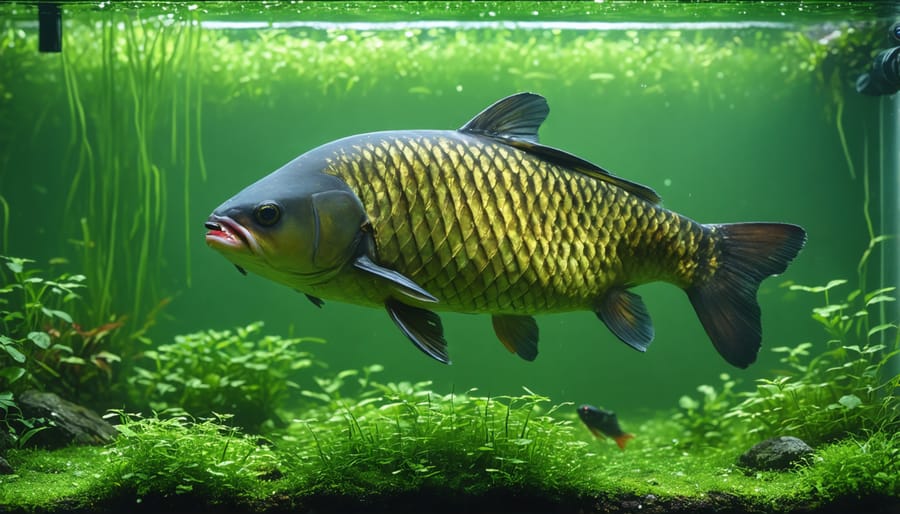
[{"x1": 311, "y1": 190, "x2": 366, "y2": 270}]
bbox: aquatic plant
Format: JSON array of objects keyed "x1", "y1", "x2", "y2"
[
  {"x1": 129, "y1": 322, "x2": 324, "y2": 431},
  {"x1": 671, "y1": 373, "x2": 739, "y2": 447},
  {"x1": 56, "y1": 6, "x2": 206, "y2": 345},
  {"x1": 285, "y1": 367, "x2": 592, "y2": 496},
  {"x1": 729, "y1": 275, "x2": 898, "y2": 445},
  {"x1": 798, "y1": 429, "x2": 900, "y2": 501},
  {"x1": 101, "y1": 411, "x2": 278, "y2": 501},
  {"x1": 2, "y1": 366, "x2": 897, "y2": 512},
  {"x1": 0, "y1": 256, "x2": 123, "y2": 406}
]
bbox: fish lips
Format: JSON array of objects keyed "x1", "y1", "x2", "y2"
[{"x1": 204, "y1": 214, "x2": 260, "y2": 255}]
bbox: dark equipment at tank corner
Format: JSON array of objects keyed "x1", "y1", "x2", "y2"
[
  {"x1": 856, "y1": 21, "x2": 900, "y2": 96},
  {"x1": 38, "y1": 2, "x2": 62, "y2": 53}
]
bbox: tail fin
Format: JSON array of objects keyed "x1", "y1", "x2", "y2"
[
  {"x1": 687, "y1": 223, "x2": 807, "y2": 368},
  {"x1": 614, "y1": 433, "x2": 635, "y2": 451}
]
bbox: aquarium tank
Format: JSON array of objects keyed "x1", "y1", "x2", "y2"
[{"x1": 0, "y1": 1, "x2": 898, "y2": 513}]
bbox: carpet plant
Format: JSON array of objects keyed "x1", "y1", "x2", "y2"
[
  {"x1": 0, "y1": 370, "x2": 897, "y2": 512},
  {"x1": 289, "y1": 371, "x2": 591, "y2": 496}
]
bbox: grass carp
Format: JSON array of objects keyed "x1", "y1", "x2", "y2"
[{"x1": 204, "y1": 93, "x2": 806, "y2": 368}]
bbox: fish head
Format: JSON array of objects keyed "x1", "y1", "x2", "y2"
[{"x1": 205, "y1": 164, "x2": 367, "y2": 287}]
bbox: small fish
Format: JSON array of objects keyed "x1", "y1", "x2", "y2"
[
  {"x1": 577, "y1": 404, "x2": 634, "y2": 450},
  {"x1": 204, "y1": 93, "x2": 806, "y2": 367}
]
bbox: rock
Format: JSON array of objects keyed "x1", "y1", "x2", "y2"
[
  {"x1": 738, "y1": 436, "x2": 813, "y2": 471},
  {"x1": 0, "y1": 456, "x2": 13, "y2": 475},
  {"x1": 17, "y1": 390, "x2": 117, "y2": 448},
  {"x1": 0, "y1": 428, "x2": 15, "y2": 452}
]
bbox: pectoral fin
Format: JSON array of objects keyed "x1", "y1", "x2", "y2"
[
  {"x1": 386, "y1": 299, "x2": 450, "y2": 364},
  {"x1": 491, "y1": 314, "x2": 539, "y2": 361},
  {"x1": 304, "y1": 294, "x2": 325, "y2": 308},
  {"x1": 354, "y1": 255, "x2": 438, "y2": 303},
  {"x1": 587, "y1": 426, "x2": 605, "y2": 440},
  {"x1": 595, "y1": 288, "x2": 654, "y2": 352}
]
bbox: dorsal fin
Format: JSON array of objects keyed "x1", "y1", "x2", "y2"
[
  {"x1": 459, "y1": 93, "x2": 661, "y2": 204},
  {"x1": 459, "y1": 92, "x2": 548, "y2": 144}
]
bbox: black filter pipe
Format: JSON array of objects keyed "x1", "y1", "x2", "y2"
[
  {"x1": 38, "y1": 2, "x2": 62, "y2": 53},
  {"x1": 856, "y1": 46, "x2": 900, "y2": 96},
  {"x1": 856, "y1": 22, "x2": 900, "y2": 97}
]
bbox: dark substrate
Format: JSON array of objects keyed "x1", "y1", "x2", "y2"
[{"x1": 5, "y1": 489, "x2": 898, "y2": 514}]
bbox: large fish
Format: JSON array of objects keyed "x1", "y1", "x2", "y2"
[{"x1": 204, "y1": 93, "x2": 806, "y2": 367}]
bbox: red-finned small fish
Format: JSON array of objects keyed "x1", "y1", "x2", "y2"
[{"x1": 577, "y1": 404, "x2": 634, "y2": 450}]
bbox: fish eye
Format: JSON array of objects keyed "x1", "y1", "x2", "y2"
[{"x1": 254, "y1": 202, "x2": 281, "y2": 226}]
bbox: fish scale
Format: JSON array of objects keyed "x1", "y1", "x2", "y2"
[
  {"x1": 205, "y1": 92, "x2": 806, "y2": 367},
  {"x1": 327, "y1": 132, "x2": 691, "y2": 314}
]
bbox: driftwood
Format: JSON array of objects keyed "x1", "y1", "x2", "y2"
[{"x1": 17, "y1": 390, "x2": 117, "y2": 448}]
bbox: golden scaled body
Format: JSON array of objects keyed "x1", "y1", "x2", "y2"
[{"x1": 326, "y1": 131, "x2": 713, "y2": 314}]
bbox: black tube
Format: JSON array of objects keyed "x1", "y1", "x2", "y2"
[
  {"x1": 38, "y1": 2, "x2": 62, "y2": 53},
  {"x1": 856, "y1": 46, "x2": 900, "y2": 96}
]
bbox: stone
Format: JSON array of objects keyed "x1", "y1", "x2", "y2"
[
  {"x1": 0, "y1": 456, "x2": 13, "y2": 475},
  {"x1": 17, "y1": 390, "x2": 117, "y2": 448},
  {"x1": 738, "y1": 436, "x2": 814, "y2": 471}
]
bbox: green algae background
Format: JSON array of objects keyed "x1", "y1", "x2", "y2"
[{"x1": 0, "y1": 1, "x2": 897, "y2": 416}]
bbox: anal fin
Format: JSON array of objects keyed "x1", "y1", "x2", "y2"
[
  {"x1": 386, "y1": 299, "x2": 450, "y2": 364},
  {"x1": 491, "y1": 314, "x2": 539, "y2": 361},
  {"x1": 595, "y1": 288, "x2": 654, "y2": 352}
]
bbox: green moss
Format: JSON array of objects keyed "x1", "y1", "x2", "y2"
[
  {"x1": 0, "y1": 445, "x2": 109, "y2": 510},
  {"x1": 0, "y1": 377, "x2": 897, "y2": 512},
  {"x1": 799, "y1": 430, "x2": 900, "y2": 501}
]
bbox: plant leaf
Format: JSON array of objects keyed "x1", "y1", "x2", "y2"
[
  {"x1": 789, "y1": 279, "x2": 847, "y2": 293},
  {"x1": 0, "y1": 366, "x2": 26, "y2": 383},
  {"x1": 838, "y1": 394, "x2": 862, "y2": 409},
  {"x1": 27, "y1": 331, "x2": 51, "y2": 349},
  {"x1": 866, "y1": 295, "x2": 895, "y2": 306},
  {"x1": 2, "y1": 345, "x2": 26, "y2": 363},
  {"x1": 868, "y1": 324, "x2": 896, "y2": 338}
]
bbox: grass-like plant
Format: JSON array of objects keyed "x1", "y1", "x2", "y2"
[
  {"x1": 58, "y1": 7, "x2": 206, "y2": 346},
  {"x1": 101, "y1": 411, "x2": 278, "y2": 501},
  {"x1": 129, "y1": 322, "x2": 324, "y2": 432},
  {"x1": 2, "y1": 361, "x2": 896, "y2": 511},
  {"x1": 285, "y1": 367, "x2": 592, "y2": 497}
]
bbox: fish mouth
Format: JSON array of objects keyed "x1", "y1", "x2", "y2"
[{"x1": 204, "y1": 214, "x2": 260, "y2": 254}]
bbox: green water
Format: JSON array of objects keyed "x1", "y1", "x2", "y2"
[{"x1": 0, "y1": 0, "x2": 897, "y2": 423}]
